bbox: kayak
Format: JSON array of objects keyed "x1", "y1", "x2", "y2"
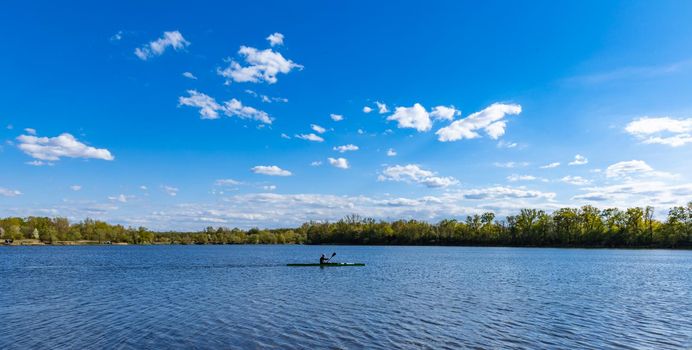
[{"x1": 287, "y1": 263, "x2": 365, "y2": 267}]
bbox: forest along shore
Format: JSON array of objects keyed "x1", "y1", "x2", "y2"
[{"x1": 1, "y1": 203, "x2": 691, "y2": 248}]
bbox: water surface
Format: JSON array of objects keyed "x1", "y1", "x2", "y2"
[{"x1": 1, "y1": 245, "x2": 691, "y2": 349}]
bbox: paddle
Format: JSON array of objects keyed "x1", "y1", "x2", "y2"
[{"x1": 325, "y1": 252, "x2": 336, "y2": 262}]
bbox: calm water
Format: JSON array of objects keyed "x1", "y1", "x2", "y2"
[{"x1": 1, "y1": 245, "x2": 691, "y2": 349}]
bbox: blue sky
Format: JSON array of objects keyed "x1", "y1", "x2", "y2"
[{"x1": 2, "y1": 1, "x2": 692, "y2": 229}]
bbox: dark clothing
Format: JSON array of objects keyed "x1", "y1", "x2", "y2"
[{"x1": 320, "y1": 256, "x2": 328, "y2": 264}]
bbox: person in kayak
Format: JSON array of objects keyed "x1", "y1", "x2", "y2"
[{"x1": 320, "y1": 254, "x2": 329, "y2": 264}]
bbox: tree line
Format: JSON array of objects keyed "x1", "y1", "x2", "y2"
[{"x1": 1, "y1": 203, "x2": 691, "y2": 248}]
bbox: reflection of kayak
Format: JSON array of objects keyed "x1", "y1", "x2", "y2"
[{"x1": 287, "y1": 263, "x2": 365, "y2": 267}]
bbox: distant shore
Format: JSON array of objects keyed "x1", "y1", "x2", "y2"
[{"x1": 2, "y1": 203, "x2": 691, "y2": 249}]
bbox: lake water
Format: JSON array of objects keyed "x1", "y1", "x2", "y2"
[{"x1": 1, "y1": 245, "x2": 691, "y2": 349}]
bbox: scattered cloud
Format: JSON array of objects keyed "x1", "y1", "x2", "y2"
[
  {"x1": 497, "y1": 140, "x2": 518, "y2": 149},
  {"x1": 280, "y1": 133, "x2": 291, "y2": 139},
  {"x1": 573, "y1": 181, "x2": 692, "y2": 208},
  {"x1": 311, "y1": 124, "x2": 326, "y2": 134},
  {"x1": 459, "y1": 186, "x2": 556, "y2": 201},
  {"x1": 223, "y1": 98, "x2": 272, "y2": 124},
  {"x1": 507, "y1": 174, "x2": 538, "y2": 182},
  {"x1": 376, "y1": 101, "x2": 389, "y2": 114},
  {"x1": 310, "y1": 161, "x2": 322, "y2": 166},
  {"x1": 378, "y1": 164, "x2": 458, "y2": 188},
  {"x1": 215, "y1": 179, "x2": 242, "y2": 186},
  {"x1": 362, "y1": 106, "x2": 373, "y2": 113},
  {"x1": 330, "y1": 114, "x2": 344, "y2": 122},
  {"x1": 110, "y1": 31, "x2": 123, "y2": 42},
  {"x1": 625, "y1": 116, "x2": 692, "y2": 147},
  {"x1": 251, "y1": 165, "x2": 292, "y2": 176},
  {"x1": 328, "y1": 157, "x2": 349, "y2": 169},
  {"x1": 140, "y1": 186, "x2": 148, "y2": 191},
  {"x1": 178, "y1": 90, "x2": 222, "y2": 119},
  {"x1": 436, "y1": 103, "x2": 522, "y2": 142},
  {"x1": 540, "y1": 162, "x2": 560, "y2": 169},
  {"x1": 263, "y1": 185, "x2": 277, "y2": 191},
  {"x1": 24, "y1": 128, "x2": 36, "y2": 135},
  {"x1": 333, "y1": 144, "x2": 358, "y2": 153},
  {"x1": 163, "y1": 186, "x2": 179, "y2": 196},
  {"x1": 70, "y1": 185, "x2": 82, "y2": 191},
  {"x1": 266, "y1": 32, "x2": 284, "y2": 47},
  {"x1": 108, "y1": 194, "x2": 133, "y2": 203},
  {"x1": 560, "y1": 175, "x2": 591, "y2": 185},
  {"x1": 182, "y1": 71, "x2": 197, "y2": 80},
  {"x1": 17, "y1": 133, "x2": 114, "y2": 162},
  {"x1": 605, "y1": 160, "x2": 676, "y2": 179},
  {"x1": 135, "y1": 31, "x2": 190, "y2": 60},
  {"x1": 430, "y1": 105, "x2": 460, "y2": 121},
  {"x1": 217, "y1": 45, "x2": 302, "y2": 84},
  {"x1": 494, "y1": 161, "x2": 529, "y2": 168},
  {"x1": 387, "y1": 103, "x2": 432, "y2": 132},
  {"x1": 178, "y1": 90, "x2": 271, "y2": 124},
  {"x1": 295, "y1": 133, "x2": 324, "y2": 142},
  {"x1": 387, "y1": 148, "x2": 397, "y2": 157},
  {"x1": 568, "y1": 154, "x2": 588, "y2": 166},
  {"x1": 0, "y1": 188, "x2": 21, "y2": 197}
]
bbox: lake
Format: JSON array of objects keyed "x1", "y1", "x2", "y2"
[{"x1": 1, "y1": 245, "x2": 691, "y2": 349}]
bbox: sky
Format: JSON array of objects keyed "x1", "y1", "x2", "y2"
[{"x1": 1, "y1": 0, "x2": 692, "y2": 230}]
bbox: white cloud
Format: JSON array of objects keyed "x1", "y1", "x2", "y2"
[
  {"x1": 507, "y1": 174, "x2": 537, "y2": 182},
  {"x1": 459, "y1": 186, "x2": 556, "y2": 201},
  {"x1": 605, "y1": 160, "x2": 676, "y2": 179},
  {"x1": 625, "y1": 116, "x2": 692, "y2": 147},
  {"x1": 568, "y1": 154, "x2": 588, "y2": 166},
  {"x1": 357, "y1": 129, "x2": 365, "y2": 135},
  {"x1": 0, "y1": 187, "x2": 21, "y2": 197},
  {"x1": 251, "y1": 165, "x2": 292, "y2": 176},
  {"x1": 178, "y1": 90, "x2": 272, "y2": 124},
  {"x1": 217, "y1": 46, "x2": 302, "y2": 84},
  {"x1": 494, "y1": 161, "x2": 528, "y2": 168},
  {"x1": 108, "y1": 194, "x2": 132, "y2": 203},
  {"x1": 135, "y1": 31, "x2": 190, "y2": 60},
  {"x1": 311, "y1": 124, "x2": 326, "y2": 134},
  {"x1": 328, "y1": 157, "x2": 350, "y2": 169},
  {"x1": 540, "y1": 162, "x2": 560, "y2": 169},
  {"x1": 642, "y1": 134, "x2": 692, "y2": 147},
  {"x1": 436, "y1": 103, "x2": 522, "y2": 142},
  {"x1": 17, "y1": 133, "x2": 114, "y2": 162},
  {"x1": 560, "y1": 176, "x2": 591, "y2": 186},
  {"x1": 378, "y1": 164, "x2": 458, "y2": 188},
  {"x1": 430, "y1": 105, "x2": 460, "y2": 121},
  {"x1": 24, "y1": 128, "x2": 36, "y2": 135},
  {"x1": 497, "y1": 140, "x2": 518, "y2": 148},
  {"x1": 223, "y1": 99, "x2": 272, "y2": 124},
  {"x1": 376, "y1": 101, "x2": 389, "y2": 114},
  {"x1": 26, "y1": 160, "x2": 53, "y2": 167},
  {"x1": 110, "y1": 31, "x2": 123, "y2": 42},
  {"x1": 362, "y1": 106, "x2": 373, "y2": 113},
  {"x1": 330, "y1": 114, "x2": 344, "y2": 122},
  {"x1": 266, "y1": 32, "x2": 284, "y2": 47},
  {"x1": 163, "y1": 186, "x2": 179, "y2": 196},
  {"x1": 178, "y1": 90, "x2": 222, "y2": 119},
  {"x1": 572, "y1": 181, "x2": 692, "y2": 208},
  {"x1": 296, "y1": 133, "x2": 324, "y2": 142},
  {"x1": 263, "y1": 185, "x2": 277, "y2": 191},
  {"x1": 387, "y1": 148, "x2": 397, "y2": 157},
  {"x1": 182, "y1": 71, "x2": 197, "y2": 80},
  {"x1": 281, "y1": 133, "x2": 291, "y2": 139},
  {"x1": 70, "y1": 185, "x2": 82, "y2": 191},
  {"x1": 215, "y1": 179, "x2": 242, "y2": 186},
  {"x1": 387, "y1": 103, "x2": 432, "y2": 132},
  {"x1": 333, "y1": 144, "x2": 358, "y2": 153},
  {"x1": 140, "y1": 186, "x2": 148, "y2": 191},
  {"x1": 310, "y1": 161, "x2": 322, "y2": 166}
]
